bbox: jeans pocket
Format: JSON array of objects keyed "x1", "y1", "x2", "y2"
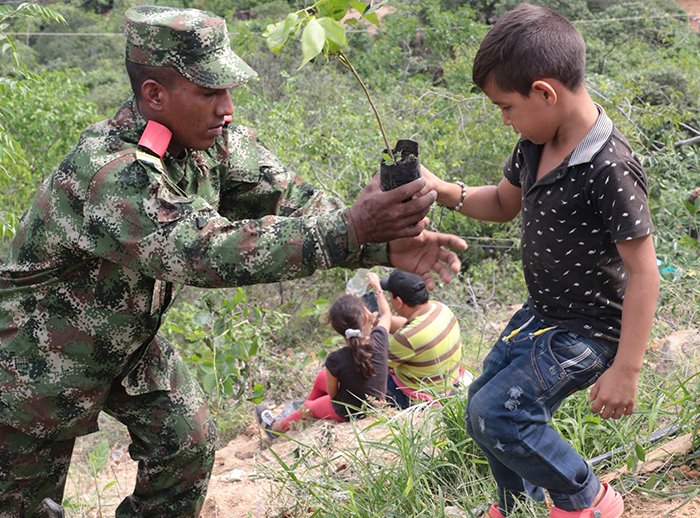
[
  {"x1": 532, "y1": 330, "x2": 608, "y2": 408},
  {"x1": 498, "y1": 305, "x2": 532, "y2": 341}
]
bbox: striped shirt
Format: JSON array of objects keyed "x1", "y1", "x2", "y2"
[{"x1": 388, "y1": 301, "x2": 462, "y2": 392}]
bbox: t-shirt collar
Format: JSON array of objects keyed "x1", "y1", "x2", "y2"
[{"x1": 567, "y1": 104, "x2": 614, "y2": 167}]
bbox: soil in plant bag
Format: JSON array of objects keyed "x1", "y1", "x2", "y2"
[{"x1": 380, "y1": 139, "x2": 421, "y2": 192}]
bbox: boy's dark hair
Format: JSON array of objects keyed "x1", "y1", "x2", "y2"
[
  {"x1": 125, "y1": 60, "x2": 179, "y2": 100},
  {"x1": 328, "y1": 295, "x2": 376, "y2": 379},
  {"x1": 472, "y1": 3, "x2": 586, "y2": 96}
]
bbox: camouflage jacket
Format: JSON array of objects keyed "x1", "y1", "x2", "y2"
[{"x1": 0, "y1": 98, "x2": 386, "y2": 440}]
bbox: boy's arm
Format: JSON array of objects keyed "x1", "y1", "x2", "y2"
[
  {"x1": 421, "y1": 165, "x2": 521, "y2": 222},
  {"x1": 588, "y1": 234, "x2": 660, "y2": 420}
]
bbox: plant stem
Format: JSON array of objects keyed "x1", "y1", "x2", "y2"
[{"x1": 338, "y1": 51, "x2": 394, "y2": 161}]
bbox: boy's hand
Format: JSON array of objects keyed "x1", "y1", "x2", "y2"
[
  {"x1": 419, "y1": 165, "x2": 442, "y2": 194},
  {"x1": 588, "y1": 365, "x2": 640, "y2": 419}
]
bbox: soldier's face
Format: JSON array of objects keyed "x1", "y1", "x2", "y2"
[{"x1": 161, "y1": 73, "x2": 234, "y2": 154}]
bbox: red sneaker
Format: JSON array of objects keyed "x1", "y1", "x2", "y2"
[
  {"x1": 486, "y1": 503, "x2": 506, "y2": 518},
  {"x1": 549, "y1": 483, "x2": 624, "y2": 518}
]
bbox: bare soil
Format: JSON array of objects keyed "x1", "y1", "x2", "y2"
[{"x1": 677, "y1": 0, "x2": 700, "y2": 31}]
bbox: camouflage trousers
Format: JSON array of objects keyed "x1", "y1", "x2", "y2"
[{"x1": 0, "y1": 353, "x2": 216, "y2": 517}]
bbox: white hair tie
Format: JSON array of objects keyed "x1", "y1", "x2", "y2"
[{"x1": 344, "y1": 328, "x2": 361, "y2": 339}]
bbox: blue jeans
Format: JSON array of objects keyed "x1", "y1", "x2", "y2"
[
  {"x1": 466, "y1": 306, "x2": 615, "y2": 513},
  {"x1": 386, "y1": 371, "x2": 411, "y2": 410}
]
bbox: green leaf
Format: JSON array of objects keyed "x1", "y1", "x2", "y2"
[
  {"x1": 300, "y1": 17, "x2": 325, "y2": 68},
  {"x1": 318, "y1": 0, "x2": 352, "y2": 21},
  {"x1": 263, "y1": 13, "x2": 300, "y2": 53},
  {"x1": 193, "y1": 310, "x2": 211, "y2": 326},
  {"x1": 634, "y1": 441, "x2": 646, "y2": 462},
  {"x1": 349, "y1": 1, "x2": 369, "y2": 15},
  {"x1": 317, "y1": 17, "x2": 347, "y2": 54},
  {"x1": 404, "y1": 475, "x2": 413, "y2": 496},
  {"x1": 247, "y1": 383, "x2": 265, "y2": 403},
  {"x1": 202, "y1": 372, "x2": 217, "y2": 393},
  {"x1": 364, "y1": 12, "x2": 380, "y2": 26},
  {"x1": 87, "y1": 439, "x2": 110, "y2": 474}
]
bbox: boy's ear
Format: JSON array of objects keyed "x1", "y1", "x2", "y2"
[{"x1": 531, "y1": 80, "x2": 558, "y2": 105}]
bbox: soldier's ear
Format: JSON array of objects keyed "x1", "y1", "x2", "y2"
[{"x1": 141, "y1": 79, "x2": 166, "y2": 112}]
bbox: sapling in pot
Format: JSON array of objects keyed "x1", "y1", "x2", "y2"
[{"x1": 263, "y1": 0, "x2": 420, "y2": 192}]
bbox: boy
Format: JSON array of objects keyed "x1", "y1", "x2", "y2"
[{"x1": 422, "y1": 4, "x2": 660, "y2": 517}]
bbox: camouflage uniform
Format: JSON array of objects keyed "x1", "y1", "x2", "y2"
[{"x1": 0, "y1": 6, "x2": 386, "y2": 516}]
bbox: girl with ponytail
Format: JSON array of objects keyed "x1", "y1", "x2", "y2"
[{"x1": 257, "y1": 273, "x2": 391, "y2": 439}]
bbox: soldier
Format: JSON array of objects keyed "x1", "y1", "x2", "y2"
[{"x1": 0, "y1": 5, "x2": 466, "y2": 517}]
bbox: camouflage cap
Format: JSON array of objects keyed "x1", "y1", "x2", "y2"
[{"x1": 124, "y1": 5, "x2": 257, "y2": 89}]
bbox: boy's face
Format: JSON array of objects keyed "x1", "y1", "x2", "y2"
[
  {"x1": 159, "y1": 73, "x2": 234, "y2": 155},
  {"x1": 482, "y1": 81, "x2": 555, "y2": 145}
]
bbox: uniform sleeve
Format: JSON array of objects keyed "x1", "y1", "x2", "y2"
[
  {"x1": 387, "y1": 332, "x2": 417, "y2": 368},
  {"x1": 217, "y1": 130, "x2": 389, "y2": 268},
  {"x1": 77, "y1": 154, "x2": 384, "y2": 288},
  {"x1": 588, "y1": 157, "x2": 654, "y2": 242}
]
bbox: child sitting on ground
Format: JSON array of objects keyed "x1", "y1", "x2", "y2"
[{"x1": 257, "y1": 272, "x2": 391, "y2": 438}]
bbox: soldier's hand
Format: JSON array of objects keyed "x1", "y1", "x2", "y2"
[
  {"x1": 388, "y1": 230, "x2": 467, "y2": 290},
  {"x1": 347, "y1": 175, "x2": 436, "y2": 244}
]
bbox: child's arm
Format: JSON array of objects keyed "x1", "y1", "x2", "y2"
[
  {"x1": 421, "y1": 165, "x2": 522, "y2": 222},
  {"x1": 588, "y1": 234, "x2": 660, "y2": 420},
  {"x1": 366, "y1": 272, "x2": 392, "y2": 332},
  {"x1": 325, "y1": 368, "x2": 339, "y2": 398}
]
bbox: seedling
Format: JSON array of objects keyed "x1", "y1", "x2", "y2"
[{"x1": 263, "y1": 0, "x2": 420, "y2": 189}]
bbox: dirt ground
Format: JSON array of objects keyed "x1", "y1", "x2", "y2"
[{"x1": 677, "y1": 0, "x2": 700, "y2": 31}]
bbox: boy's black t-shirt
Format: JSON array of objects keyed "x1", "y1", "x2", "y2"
[
  {"x1": 325, "y1": 327, "x2": 388, "y2": 420},
  {"x1": 503, "y1": 108, "x2": 653, "y2": 347}
]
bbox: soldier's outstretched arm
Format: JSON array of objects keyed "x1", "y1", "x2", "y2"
[{"x1": 388, "y1": 230, "x2": 467, "y2": 290}]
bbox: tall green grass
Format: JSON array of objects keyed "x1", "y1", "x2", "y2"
[{"x1": 259, "y1": 365, "x2": 700, "y2": 516}]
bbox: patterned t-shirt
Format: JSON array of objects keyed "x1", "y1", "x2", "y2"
[{"x1": 504, "y1": 107, "x2": 653, "y2": 346}]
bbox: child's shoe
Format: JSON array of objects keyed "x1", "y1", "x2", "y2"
[
  {"x1": 255, "y1": 404, "x2": 276, "y2": 441},
  {"x1": 549, "y1": 483, "x2": 623, "y2": 518},
  {"x1": 486, "y1": 503, "x2": 506, "y2": 518},
  {"x1": 471, "y1": 503, "x2": 506, "y2": 518}
]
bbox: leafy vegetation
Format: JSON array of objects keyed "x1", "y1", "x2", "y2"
[{"x1": 1, "y1": 0, "x2": 699, "y2": 515}]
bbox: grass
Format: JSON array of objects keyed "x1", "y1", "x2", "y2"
[
  {"x1": 260, "y1": 399, "x2": 697, "y2": 516},
  {"x1": 255, "y1": 333, "x2": 699, "y2": 517}
]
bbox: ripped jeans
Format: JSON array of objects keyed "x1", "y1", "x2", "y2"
[{"x1": 466, "y1": 306, "x2": 615, "y2": 513}]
